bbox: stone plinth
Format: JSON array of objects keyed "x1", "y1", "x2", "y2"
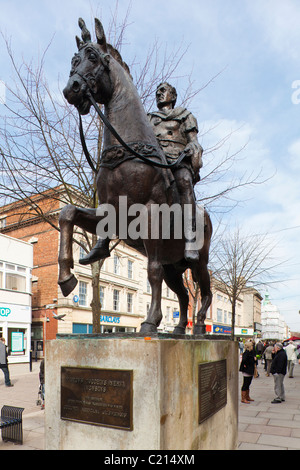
[{"x1": 45, "y1": 335, "x2": 238, "y2": 450}]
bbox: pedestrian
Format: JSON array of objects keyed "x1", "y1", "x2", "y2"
[
  {"x1": 239, "y1": 339, "x2": 244, "y2": 355},
  {"x1": 270, "y1": 342, "x2": 287, "y2": 403},
  {"x1": 0, "y1": 337, "x2": 13, "y2": 387},
  {"x1": 239, "y1": 341, "x2": 256, "y2": 403},
  {"x1": 264, "y1": 342, "x2": 274, "y2": 376},
  {"x1": 284, "y1": 341, "x2": 297, "y2": 378},
  {"x1": 256, "y1": 340, "x2": 264, "y2": 362},
  {"x1": 39, "y1": 359, "x2": 45, "y2": 410}
]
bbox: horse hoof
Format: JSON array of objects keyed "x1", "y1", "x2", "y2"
[
  {"x1": 139, "y1": 322, "x2": 157, "y2": 335},
  {"x1": 193, "y1": 324, "x2": 206, "y2": 335},
  {"x1": 173, "y1": 326, "x2": 186, "y2": 335},
  {"x1": 58, "y1": 274, "x2": 78, "y2": 297}
]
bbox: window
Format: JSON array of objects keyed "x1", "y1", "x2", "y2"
[
  {"x1": 127, "y1": 293, "x2": 133, "y2": 313},
  {"x1": 114, "y1": 255, "x2": 120, "y2": 275},
  {"x1": 128, "y1": 260, "x2": 133, "y2": 279},
  {"x1": 0, "y1": 217, "x2": 6, "y2": 229},
  {"x1": 113, "y1": 290, "x2": 120, "y2": 311},
  {"x1": 166, "y1": 306, "x2": 171, "y2": 323},
  {"x1": 6, "y1": 273, "x2": 26, "y2": 291},
  {"x1": 146, "y1": 279, "x2": 151, "y2": 293},
  {"x1": 100, "y1": 286, "x2": 105, "y2": 308},
  {"x1": 79, "y1": 281, "x2": 88, "y2": 306},
  {"x1": 79, "y1": 242, "x2": 87, "y2": 260},
  {"x1": 73, "y1": 323, "x2": 93, "y2": 334},
  {"x1": 2, "y1": 263, "x2": 27, "y2": 292},
  {"x1": 217, "y1": 308, "x2": 223, "y2": 322}
]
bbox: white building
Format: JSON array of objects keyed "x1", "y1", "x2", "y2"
[
  {"x1": 0, "y1": 233, "x2": 33, "y2": 363},
  {"x1": 261, "y1": 293, "x2": 289, "y2": 341}
]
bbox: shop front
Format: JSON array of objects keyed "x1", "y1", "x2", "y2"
[{"x1": 0, "y1": 302, "x2": 31, "y2": 364}]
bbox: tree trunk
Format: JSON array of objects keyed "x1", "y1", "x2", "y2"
[
  {"x1": 231, "y1": 297, "x2": 236, "y2": 341},
  {"x1": 90, "y1": 235, "x2": 101, "y2": 333}
]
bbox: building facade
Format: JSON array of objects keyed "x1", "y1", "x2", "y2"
[
  {"x1": 205, "y1": 279, "x2": 263, "y2": 338},
  {"x1": 0, "y1": 233, "x2": 33, "y2": 363}
]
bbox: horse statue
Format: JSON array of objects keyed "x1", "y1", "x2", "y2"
[{"x1": 58, "y1": 18, "x2": 212, "y2": 335}]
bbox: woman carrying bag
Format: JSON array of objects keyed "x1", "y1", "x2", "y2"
[{"x1": 239, "y1": 341, "x2": 257, "y2": 403}]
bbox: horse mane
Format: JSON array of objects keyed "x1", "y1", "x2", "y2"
[{"x1": 107, "y1": 44, "x2": 132, "y2": 79}]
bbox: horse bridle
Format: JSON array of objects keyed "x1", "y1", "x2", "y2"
[{"x1": 77, "y1": 76, "x2": 188, "y2": 174}]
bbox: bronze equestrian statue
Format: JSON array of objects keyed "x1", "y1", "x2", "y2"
[{"x1": 59, "y1": 18, "x2": 212, "y2": 335}]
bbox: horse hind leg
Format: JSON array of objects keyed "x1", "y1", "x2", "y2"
[
  {"x1": 191, "y1": 259, "x2": 212, "y2": 335},
  {"x1": 163, "y1": 265, "x2": 189, "y2": 335},
  {"x1": 140, "y1": 259, "x2": 164, "y2": 334}
]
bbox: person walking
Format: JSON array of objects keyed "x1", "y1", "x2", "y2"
[
  {"x1": 264, "y1": 342, "x2": 274, "y2": 376},
  {"x1": 270, "y1": 342, "x2": 287, "y2": 403},
  {"x1": 284, "y1": 341, "x2": 297, "y2": 378},
  {"x1": 239, "y1": 341, "x2": 256, "y2": 403},
  {"x1": 0, "y1": 337, "x2": 13, "y2": 387}
]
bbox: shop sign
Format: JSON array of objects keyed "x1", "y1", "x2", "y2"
[
  {"x1": 0, "y1": 307, "x2": 11, "y2": 317},
  {"x1": 213, "y1": 324, "x2": 231, "y2": 335},
  {"x1": 235, "y1": 327, "x2": 254, "y2": 336},
  {"x1": 100, "y1": 315, "x2": 121, "y2": 324}
]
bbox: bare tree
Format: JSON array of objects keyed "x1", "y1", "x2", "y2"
[
  {"x1": 0, "y1": 13, "x2": 270, "y2": 334},
  {"x1": 211, "y1": 226, "x2": 282, "y2": 340}
]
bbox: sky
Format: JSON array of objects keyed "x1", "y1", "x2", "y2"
[{"x1": 1, "y1": 0, "x2": 300, "y2": 332}]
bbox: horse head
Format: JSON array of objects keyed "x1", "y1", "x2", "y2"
[{"x1": 64, "y1": 18, "x2": 119, "y2": 115}]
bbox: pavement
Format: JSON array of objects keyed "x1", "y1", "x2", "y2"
[
  {"x1": 0, "y1": 359, "x2": 300, "y2": 450},
  {"x1": 0, "y1": 361, "x2": 45, "y2": 450},
  {"x1": 238, "y1": 360, "x2": 300, "y2": 450}
]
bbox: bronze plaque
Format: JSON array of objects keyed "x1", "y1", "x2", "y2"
[
  {"x1": 61, "y1": 367, "x2": 133, "y2": 431},
  {"x1": 198, "y1": 360, "x2": 227, "y2": 424}
]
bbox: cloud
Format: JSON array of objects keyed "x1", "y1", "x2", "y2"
[{"x1": 246, "y1": 0, "x2": 300, "y2": 61}]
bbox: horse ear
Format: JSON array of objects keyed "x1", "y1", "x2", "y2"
[
  {"x1": 76, "y1": 36, "x2": 83, "y2": 50},
  {"x1": 78, "y1": 18, "x2": 91, "y2": 43},
  {"x1": 95, "y1": 18, "x2": 108, "y2": 52}
]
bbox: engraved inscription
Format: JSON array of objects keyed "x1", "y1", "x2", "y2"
[
  {"x1": 61, "y1": 367, "x2": 133, "y2": 431},
  {"x1": 198, "y1": 360, "x2": 227, "y2": 424}
]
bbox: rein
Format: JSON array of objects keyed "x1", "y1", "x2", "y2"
[{"x1": 78, "y1": 88, "x2": 187, "y2": 174}]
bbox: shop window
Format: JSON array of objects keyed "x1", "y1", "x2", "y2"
[{"x1": 73, "y1": 323, "x2": 93, "y2": 334}]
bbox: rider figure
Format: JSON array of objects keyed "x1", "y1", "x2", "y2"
[
  {"x1": 80, "y1": 82, "x2": 203, "y2": 265},
  {"x1": 148, "y1": 82, "x2": 203, "y2": 261}
]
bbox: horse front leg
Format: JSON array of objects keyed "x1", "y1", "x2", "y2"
[
  {"x1": 58, "y1": 205, "x2": 99, "y2": 297},
  {"x1": 140, "y1": 259, "x2": 163, "y2": 334}
]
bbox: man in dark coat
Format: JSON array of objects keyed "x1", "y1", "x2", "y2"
[
  {"x1": 270, "y1": 342, "x2": 287, "y2": 403},
  {"x1": 0, "y1": 337, "x2": 13, "y2": 387}
]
